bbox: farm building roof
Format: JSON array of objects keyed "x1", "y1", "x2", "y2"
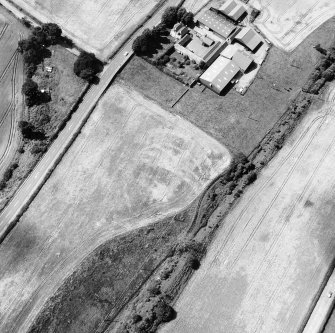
[
  {"x1": 220, "y1": 43, "x2": 240, "y2": 59},
  {"x1": 172, "y1": 22, "x2": 188, "y2": 36},
  {"x1": 197, "y1": 9, "x2": 236, "y2": 39},
  {"x1": 220, "y1": 44, "x2": 253, "y2": 71},
  {"x1": 235, "y1": 27, "x2": 263, "y2": 51},
  {"x1": 200, "y1": 56, "x2": 240, "y2": 93},
  {"x1": 186, "y1": 35, "x2": 224, "y2": 63},
  {"x1": 219, "y1": 0, "x2": 247, "y2": 21}
]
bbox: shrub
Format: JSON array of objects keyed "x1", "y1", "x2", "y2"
[
  {"x1": 31, "y1": 142, "x2": 47, "y2": 155},
  {"x1": 154, "y1": 300, "x2": 176, "y2": 323},
  {"x1": 199, "y1": 60, "x2": 206, "y2": 70},
  {"x1": 246, "y1": 172, "x2": 257, "y2": 185},
  {"x1": 132, "y1": 314, "x2": 142, "y2": 324}
]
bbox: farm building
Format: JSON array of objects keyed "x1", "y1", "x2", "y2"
[
  {"x1": 219, "y1": 0, "x2": 247, "y2": 22},
  {"x1": 170, "y1": 23, "x2": 188, "y2": 40},
  {"x1": 197, "y1": 8, "x2": 237, "y2": 40},
  {"x1": 221, "y1": 44, "x2": 253, "y2": 72},
  {"x1": 175, "y1": 34, "x2": 227, "y2": 66},
  {"x1": 200, "y1": 56, "x2": 240, "y2": 94},
  {"x1": 235, "y1": 27, "x2": 263, "y2": 51}
]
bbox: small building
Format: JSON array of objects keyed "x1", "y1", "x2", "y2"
[
  {"x1": 170, "y1": 22, "x2": 188, "y2": 40},
  {"x1": 175, "y1": 34, "x2": 227, "y2": 66},
  {"x1": 235, "y1": 27, "x2": 263, "y2": 51},
  {"x1": 45, "y1": 66, "x2": 53, "y2": 73},
  {"x1": 220, "y1": 44, "x2": 253, "y2": 72},
  {"x1": 200, "y1": 56, "x2": 240, "y2": 94},
  {"x1": 219, "y1": 0, "x2": 247, "y2": 22},
  {"x1": 197, "y1": 8, "x2": 237, "y2": 40}
]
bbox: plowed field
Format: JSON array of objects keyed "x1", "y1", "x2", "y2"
[
  {"x1": 251, "y1": 0, "x2": 335, "y2": 51},
  {"x1": 0, "y1": 83, "x2": 231, "y2": 333},
  {"x1": 160, "y1": 85, "x2": 335, "y2": 333},
  {"x1": 0, "y1": 7, "x2": 26, "y2": 174},
  {"x1": 10, "y1": 0, "x2": 161, "y2": 59}
]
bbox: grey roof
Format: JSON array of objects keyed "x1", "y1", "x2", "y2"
[
  {"x1": 220, "y1": 0, "x2": 247, "y2": 21},
  {"x1": 201, "y1": 56, "x2": 240, "y2": 92},
  {"x1": 235, "y1": 27, "x2": 263, "y2": 50},
  {"x1": 197, "y1": 9, "x2": 236, "y2": 38}
]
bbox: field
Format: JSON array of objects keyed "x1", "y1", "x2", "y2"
[
  {"x1": 119, "y1": 15, "x2": 335, "y2": 155},
  {"x1": 0, "y1": 6, "x2": 27, "y2": 175},
  {"x1": 160, "y1": 85, "x2": 335, "y2": 333},
  {"x1": 0, "y1": 83, "x2": 231, "y2": 333},
  {"x1": 10, "y1": 0, "x2": 162, "y2": 59},
  {"x1": 251, "y1": 0, "x2": 335, "y2": 51}
]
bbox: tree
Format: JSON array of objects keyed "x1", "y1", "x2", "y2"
[
  {"x1": 177, "y1": 7, "x2": 187, "y2": 22},
  {"x1": 32, "y1": 27, "x2": 48, "y2": 45},
  {"x1": 42, "y1": 23, "x2": 62, "y2": 44},
  {"x1": 74, "y1": 51, "x2": 103, "y2": 81},
  {"x1": 161, "y1": 6, "x2": 178, "y2": 27},
  {"x1": 22, "y1": 78, "x2": 38, "y2": 97},
  {"x1": 182, "y1": 12, "x2": 194, "y2": 27}
]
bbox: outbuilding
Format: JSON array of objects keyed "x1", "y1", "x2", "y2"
[
  {"x1": 219, "y1": 0, "x2": 247, "y2": 22},
  {"x1": 197, "y1": 8, "x2": 237, "y2": 40},
  {"x1": 220, "y1": 44, "x2": 253, "y2": 72},
  {"x1": 170, "y1": 22, "x2": 188, "y2": 40},
  {"x1": 200, "y1": 56, "x2": 240, "y2": 94},
  {"x1": 235, "y1": 27, "x2": 263, "y2": 51}
]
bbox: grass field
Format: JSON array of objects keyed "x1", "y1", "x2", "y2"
[
  {"x1": 251, "y1": 0, "x2": 335, "y2": 51},
  {"x1": 0, "y1": 6, "x2": 27, "y2": 175},
  {"x1": 161, "y1": 84, "x2": 335, "y2": 333},
  {"x1": 10, "y1": 0, "x2": 162, "y2": 59},
  {"x1": 118, "y1": 15, "x2": 335, "y2": 155},
  {"x1": 0, "y1": 83, "x2": 231, "y2": 333}
]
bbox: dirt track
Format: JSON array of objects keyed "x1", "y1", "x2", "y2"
[
  {"x1": 160, "y1": 85, "x2": 335, "y2": 333},
  {"x1": 251, "y1": 0, "x2": 335, "y2": 51},
  {"x1": 0, "y1": 83, "x2": 231, "y2": 333}
]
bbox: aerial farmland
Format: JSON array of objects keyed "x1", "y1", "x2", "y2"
[
  {"x1": 0, "y1": 7, "x2": 27, "y2": 175},
  {"x1": 160, "y1": 85, "x2": 335, "y2": 333},
  {"x1": 1, "y1": 0, "x2": 335, "y2": 333},
  {"x1": 251, "y1": 0, "x2": 335, "y2": 51},
  {"x1": 0, "y1": 83, "x2": 231, "y2": 333},
  {"x1": 9, "y1": 0, "x2": 163, "y2": 59}
]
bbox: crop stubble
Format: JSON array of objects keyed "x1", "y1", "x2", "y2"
[
  {"x1": 0, "y1": 83, "x2": 231, "y2": 333},
  {"x1": 160, "y1": 85, "x2": 335, "y2": 333},
  {"x1": 10, "y1": 0, "x2": 162, "y2": 59}
]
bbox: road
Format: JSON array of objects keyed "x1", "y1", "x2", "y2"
[
  {"x1": 302, "y1": 268, "x2": 335, "y2": 333},
  {"x1": 0, "y1": 0, "x2": 183, "y2": 244}
]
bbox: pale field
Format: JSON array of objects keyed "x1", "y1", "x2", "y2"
[
  {"x1": 160, "y1": 85, "x2": 335, "y2": 333},
  {"x1": 10, "y1": 0, "x2": 161, "y2": 59},
  {"x1": 250, "y1": 0, "x2": 335, "y2": 51},
  {"x1": 0, "y1": 8, "x2": 26, "y2": 174},
  {"x1": 183, "y1": 0, "x2": 212, "y2": 14},
  {"x1": 0, "y1": 83, "x2": 231, "y2": 333}
]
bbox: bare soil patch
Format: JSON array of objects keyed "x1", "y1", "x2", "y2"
[
  {"x1": 10, "y1": 0, "x2": 162, "y2": 59},
  {"x1": 160, "y1": 85, "x2": 335, "y2": 333},
  {"x1": 0, "y1": 83, "x2": 231, "y2": 333},
  {"x1": 251, "y1": 0, "x2": 335, "y2": 51}
]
